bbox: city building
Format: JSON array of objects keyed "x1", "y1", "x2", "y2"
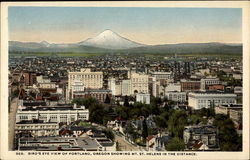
[
  {"x1": 121, "y1": 80, "x2": 131, "y2": 96},
  {"x1": 180, "y1": 80, "x2": 201, "y2": 92},
  {"x1": 165, "y1": 91, "x2": 187, "y2": 102},
  {"x1": 70, "y1": 80, "x2": 85, "y2": 99},
  {"x1": 17, "y1": 136, "x2": 103, "y2": 151},
  {"x1": 130, "y1": 72, "x2": 149, "y2": 94},
  {"x1": 15, "y1": 120, "x2": 59, "y2": 137},
  {"x1": 207, "y1": 84, "x2": 225, "y2": 91},
  {"x1": 150, "y1": 71, "x2": 173, "y2": 80},
  {"x1": 73, "y1": 89, "x2": 112, "y2": 103},
  {"x1": 183, "y1": 125, "x2": 219, "y2": 151},
  {"x1": 136, "y1": 93, "x2": 150, "y2": 104},
  {"x1": 38, "y1": 82, "x2": 56, "y2": 89},
  {"x1": 16, "y1": 104, "x2": 89, "y2": 124},
  {"x1": 165, "y1": 83, "x2": 181, "y2": 92},
  {"x1": 234, "y1": 86, "x2": 242, "y2": 95},
  {"x1": 22, "y1": 72, "x2": 37, "y2": 86},
  {"x1": 188, "y1": 92, "x2": 237, "y2": 110},
  {"x1": 200, "y1": 78, "x2": 220, "y2": 91},
  {"x1": 108, "y1": 77, "x2": 116, "y2": 95},
  {"x1": 215, "y1": 104, "x2": 242, "y2": 129},
  {"x1": 68, "y1": 68, "x2": 103, "y2": 91}
]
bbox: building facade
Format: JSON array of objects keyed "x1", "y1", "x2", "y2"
[
  {"x1": 68, "y1": 68, "x2": 103, "y2": 90},
  {"x1": 136, "y1": 93, "x2": 150, "y2": 104},
  {"x1": 183, "y1": 125, "x2": 219, "y2": 151},
  {"x1": 188, "y1": 92, "x2": 237, "y2": 110},
  {"x1": 166, "y1": 91, "x2": 187, "y2": 102},
  {"x1": 180, "y1": 80, "x2": 201, "y2": 92},
  {"x1": 16, "y1": 105, "x2": 89, "y2": 124},
  {"x1": 130, "y1": 72, "x2": 149, "y2": 94},
  {"x1": 200, "y1": 78, "x2": 220, "y2": 91},
  {"x1": 15, "y1": 120, "x2": 59, "y2": 137}
]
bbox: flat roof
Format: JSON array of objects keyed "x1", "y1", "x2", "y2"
[{"x1": 19, "y1": 136, "x2": 101, "y2": 150}]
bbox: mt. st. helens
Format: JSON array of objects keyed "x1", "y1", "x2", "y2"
[
  {"x1": 9, "y1": 29, "x2": 242, "y2": 56},
  {"x1": 78, "y1": 29, "x2": 145, "y2": 49}
]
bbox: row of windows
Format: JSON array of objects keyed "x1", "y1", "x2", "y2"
[
  {"x1": 132, "y1": 84, "x2": 148, "y2": 88},
  {"x1": 18, "y1": 114, "x2": 88, "y2": 121},
  {"x1": 198, "y1": 99, "x2": 235, "y2": 104},
  {"x1": 70, "y1": 75, "x2": 102, "y2": 79},
  {"x1": 132, "y1": 78, "x2": 148, "y2": 83},
  {"x1": 204, "y1": 81, "x2": 220, "y2": 84},
  {"x1": 17, "y1": 125, "x2": 57, "y2": 129}
]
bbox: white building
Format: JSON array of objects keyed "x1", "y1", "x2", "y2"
[
  {"x1": 200, "y1": 78, "x2": 220, "y2": 91},
  {"x1": 68, "y1": 68, "x2": 103, "y2": 90},
  {"x1": 131, "y1": 72, "x2": 149, "y2": 94},
  {"x1": 199, "y1": 69, "x2": 210, "y2": 76},
  {"x1": 121, "y1": 80, "x2": 131, "y2": 96},
  {"x1": 70, "y1": 80, "x2": 85, "y2": 99},
  {"x1": 150, "y1": 71, "x2": 173, "y2": 80},
  {"x1": 136, "y1": 93, "x2": 150, "y2": 104},
  {"x1": 39, "y1": 82, "x2": 56, "y2": 89},
  {"x1": 188, "y1": 92, "x2": 237, "y2": 110},
  {"x1": 115, "y1": 82, "x2": 122, "y2": 96},
  {"x1": 166, "y1": 91, "x2": 186, "y2": 102},
  {"x1": 15, "y1": 120, "x2": 59, "y2": 137},
  {"x1": 165, "y1": 83, "x2": 181, "y2": 92},
  {"x1": 108, "y1": 77, "x2": 116, "y2": 96},
  {"x1": 16, "y1": 105, "x2": 89, "y2": 124},
  {"x1": 36, "y1": 75, "x2": 51, "y2": 83}
]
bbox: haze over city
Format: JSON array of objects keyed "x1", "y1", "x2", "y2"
[{"x1": 9, "y1": 7, "x2": 242, "y2": 44}]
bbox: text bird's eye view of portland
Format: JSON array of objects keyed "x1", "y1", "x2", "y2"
[{"x1": 8, "y1": 6, "x2": 243, "y2": 152}]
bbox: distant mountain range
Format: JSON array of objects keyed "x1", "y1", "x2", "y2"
[{"x1": 9, "y1": 29, "x2": 242, "y2": 55}]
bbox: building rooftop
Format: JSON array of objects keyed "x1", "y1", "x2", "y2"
[
  {"x1": 184, "y1": 125, "x2": 217, "y2": 135},
  {"x1": 19, "y1": 136, "x2": 101, "y2": 151}
]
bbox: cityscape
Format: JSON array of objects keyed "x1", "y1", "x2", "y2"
[{"x1": 7, "y1": 6, "x2": 243, "y2": 152}]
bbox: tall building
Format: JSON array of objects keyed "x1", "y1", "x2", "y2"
[
  {"x1": 180, "y1": 79, "x2": 201, "y2": 92},
  {"x1": 188, "y1": 92, "x2": 237, "y2": 110},
  {"x1": 130, "y1": 72, "x2": 149, "y2": 94},
  {"x1": 22, "y1": 72, "x2": 37, "y2": 86},
  {"x1": 108, "y1": 77, "x2": 116, "y2": 95},
  {"x1": 68, "y1": 68, "x2": 103, "y2": 99},
  {"x1": 121, "y1": 80, "x2": 131, "y2": 96},
  {"x1": 70, "y1": 80, "x2": 85, "y2": 99}
]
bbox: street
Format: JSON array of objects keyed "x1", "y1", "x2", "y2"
[
  {"x1": 9, "y1": 98, "x2": 18, "y2": 150},
  {"x1": 114, "y1": 133, "x2": 147, "y2": 151}
]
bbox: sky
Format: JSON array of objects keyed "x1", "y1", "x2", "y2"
[{"x1": 8, "y1": 7, "x2": 242, "y2": 44}]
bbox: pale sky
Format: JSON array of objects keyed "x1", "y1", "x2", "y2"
[{"x1": 9, "y1": 7, "x2": 242, "y2": 44}]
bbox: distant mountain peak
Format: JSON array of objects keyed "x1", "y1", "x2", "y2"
[{"x1": 79, "y1": 29, "x2": 145, "y2": 50}]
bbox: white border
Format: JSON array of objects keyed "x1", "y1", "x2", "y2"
[{"x1": 1, "y1": 1, "x2": 249, "y2": 160}]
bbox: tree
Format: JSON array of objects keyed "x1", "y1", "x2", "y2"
[
  {"x1": 116, "y1": 106, "x2": 128, "y2": 120},
  {"x1": 165, "y1": 137, "x2": 185, "y2": 151},
  {"x1": 89, "y1": 103, "x2": 105, "y2": 124},
  {"x1": 142, "y1": 119, "x2": 148, "y2": 143},
  {"x1": 104, "y1": 95, "x2": 111, "y2": 104},
  {"x1": 168, "y1": 110, "x2": 188, "y2": 138},
  {"x1": 213, "y1": 114, "x2": 241, "y2": 151},
  {"x1": 124, "y1": 96, "x2": 129, "y2": 107},
  {"x1": 103, "y1": 129, "x2": 115, "y2": 141},
  {"x1": 72, "y1": 97, "x2": 98, "y2": 109}
]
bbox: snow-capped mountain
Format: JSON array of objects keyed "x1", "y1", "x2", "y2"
[{"x1": 79, "y1": 29, "x2": 145, "y2": 49}]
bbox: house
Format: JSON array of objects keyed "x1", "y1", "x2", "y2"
[{"x1": 183, "y1": 125, "x2": 220, "y2": 151}]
